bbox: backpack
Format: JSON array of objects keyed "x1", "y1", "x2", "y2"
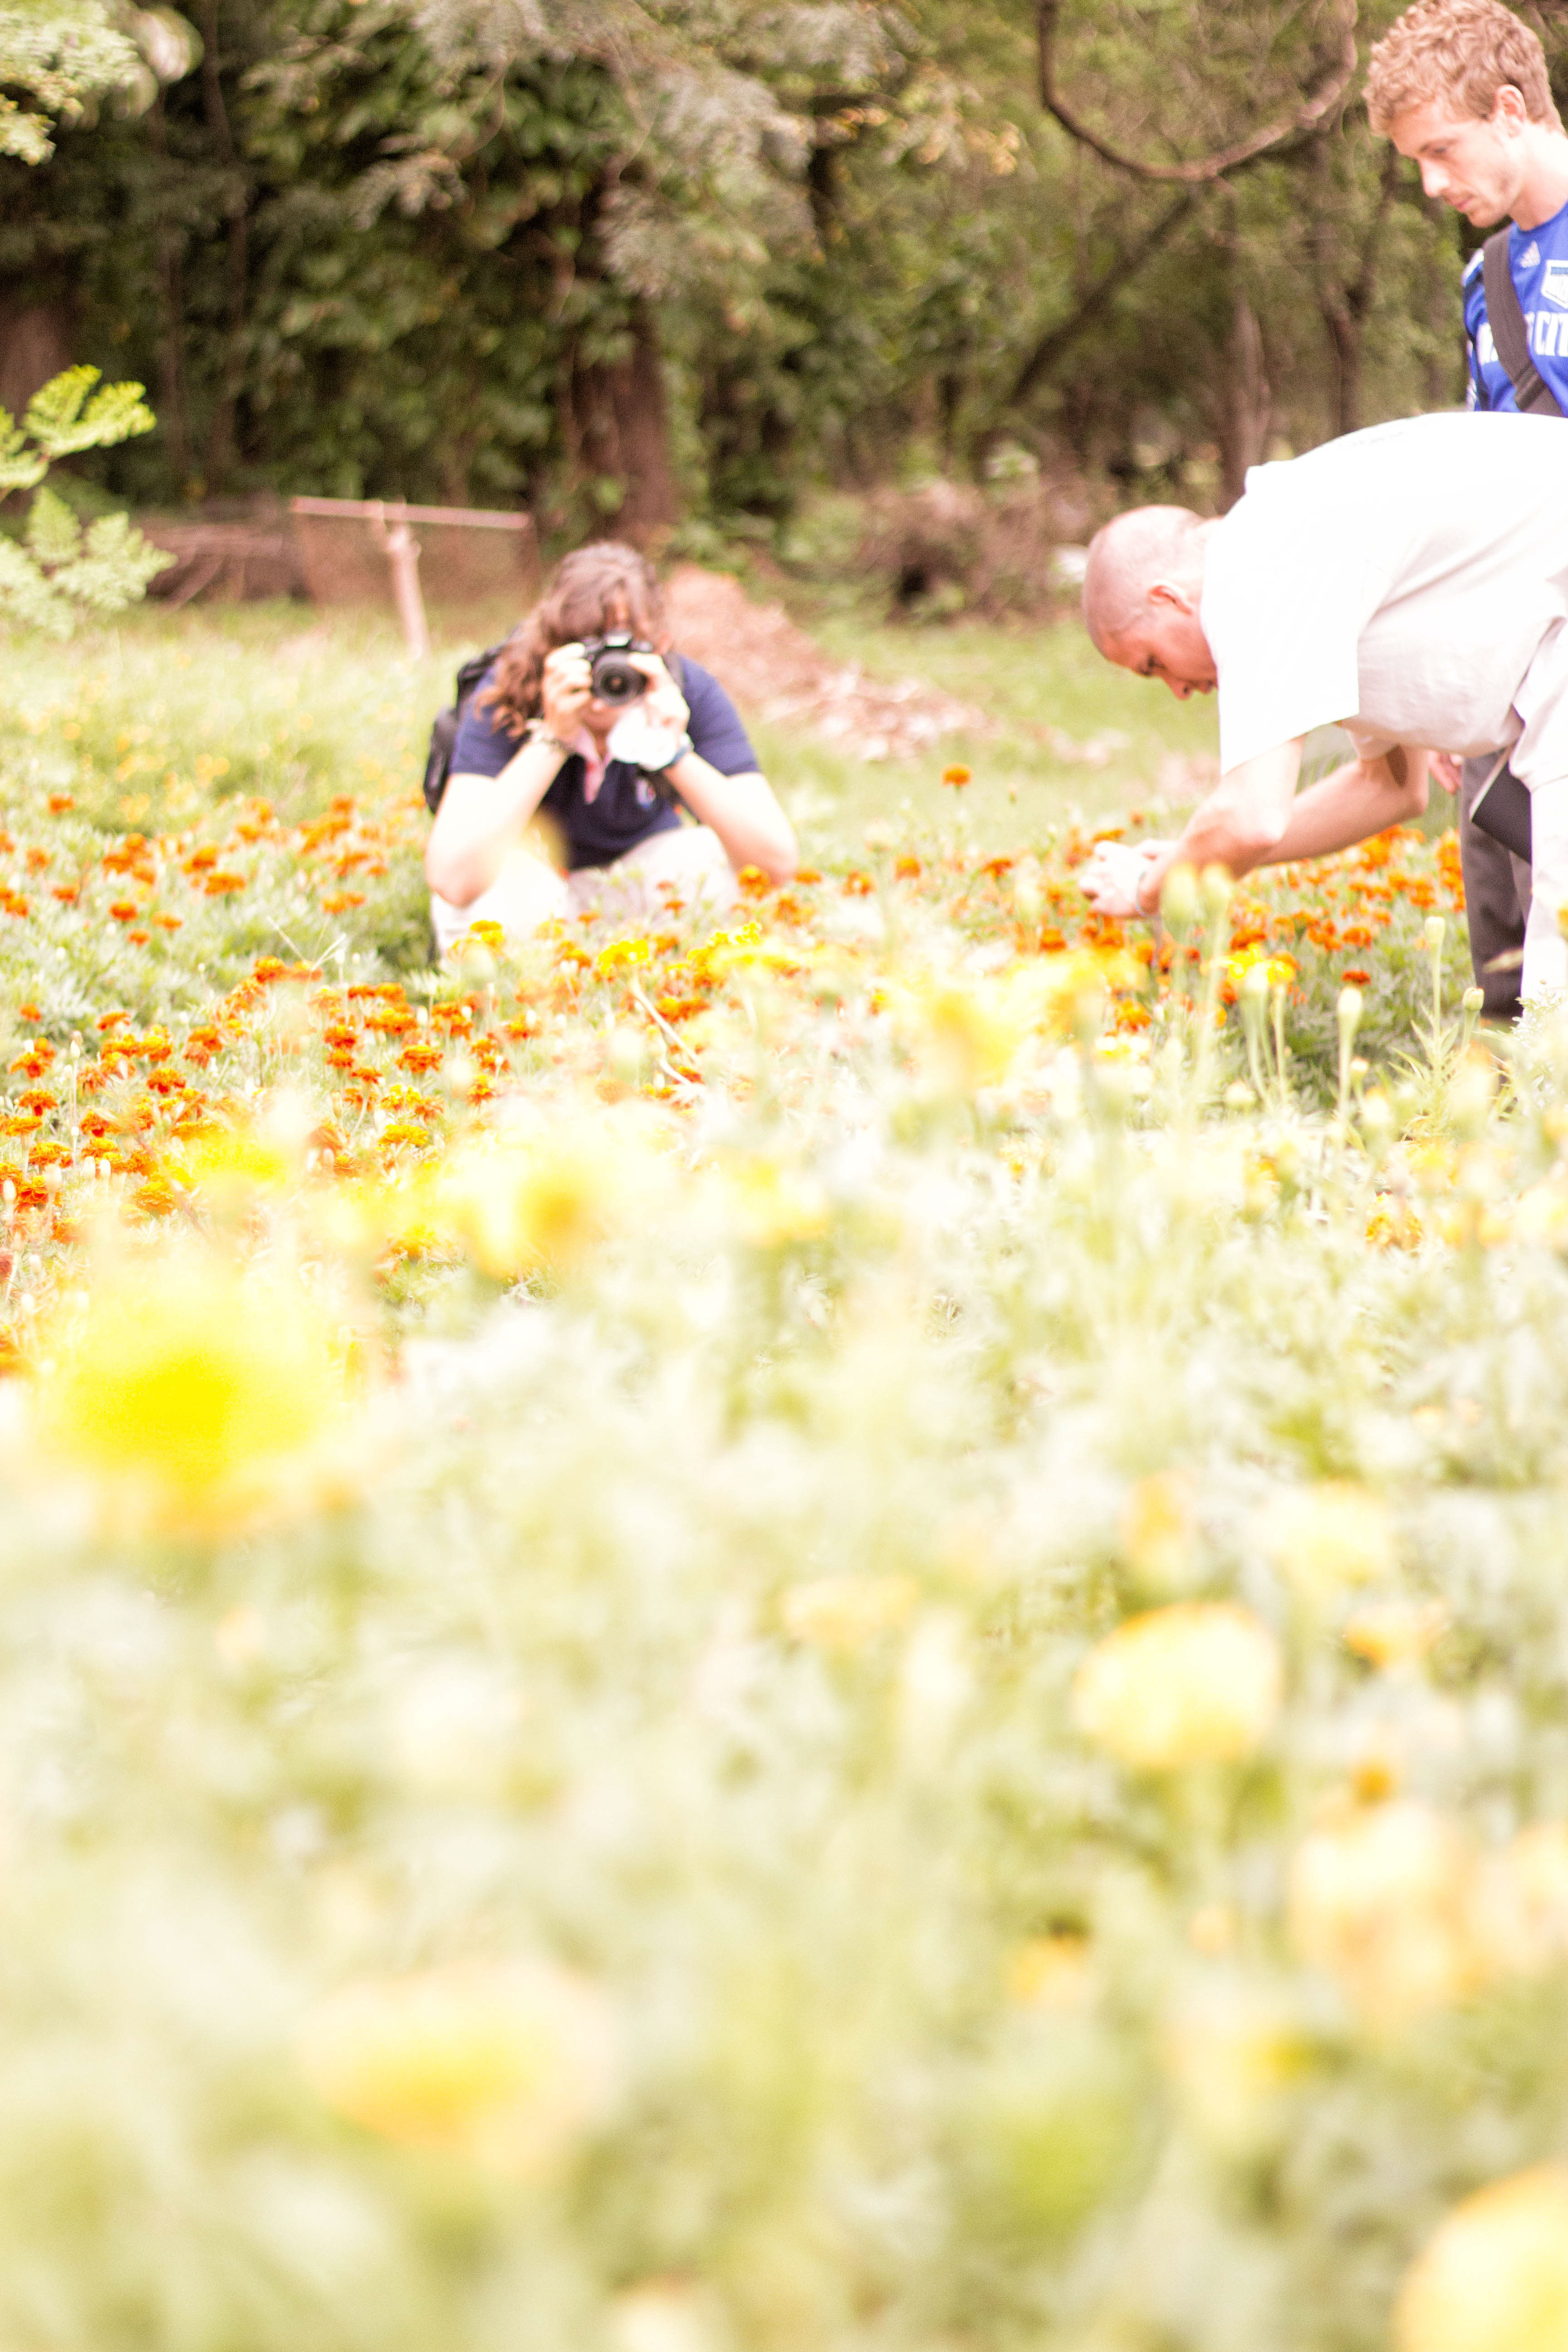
[
  {"x1": 422, "y1": 641, "x2": 509, "y2": 814},
  {"x1": 421, "y1": 647, "x2": 688, "y2": 816}
]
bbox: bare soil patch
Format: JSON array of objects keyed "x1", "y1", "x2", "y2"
[{"x1": 663, "y1": 564, "x2": 990, "y2": 764}]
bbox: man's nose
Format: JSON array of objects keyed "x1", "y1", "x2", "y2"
[{"x1": 1420, "y1": 159, "x2": 1450, "y2": 200}]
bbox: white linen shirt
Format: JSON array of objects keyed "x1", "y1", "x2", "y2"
[{"x1": 1200, "y1": 411, "x2": 1568, "y2": 793}]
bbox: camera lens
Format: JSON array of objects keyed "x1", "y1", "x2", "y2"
[{"x1": 590, "y1": 652, "x2": 647, "y2": 706}]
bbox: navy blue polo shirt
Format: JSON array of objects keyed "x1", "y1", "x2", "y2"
[{"x1": 451, "y1": 656, "x2": 758, "y2": 871}]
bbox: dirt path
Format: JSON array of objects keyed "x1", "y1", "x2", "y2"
[{"x1": 662, "y1": 565, "x2": 990, "y2": 764}]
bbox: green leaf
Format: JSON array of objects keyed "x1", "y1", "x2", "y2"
[
  {"x1": 55, "y1": 510, "x2": 175, "y2": 608},
  {"x1": 23, "y1": 368, "x2": 156, "y2": 460},
  {"x1": 24, "y1": 482, "x2": 80, "y2": 568},
  {"x1": 0, "y1": 535, "x2": 72, "y2": 636}
]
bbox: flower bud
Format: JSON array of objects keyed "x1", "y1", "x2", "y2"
[
  {"x1": 1200, "y1": 863, "x2": 1233, "y2": 918},
  {"x1": 1424, "y1": 915, "x2": 1447, "y2": 953},
  {"x1": 1462, "y1": 986, "x2": 1484, "y2": 1016},
  {"x1": 1160, "y1": 862, "x2": 1200, "y2": 931},
  {"x1": 1337, "y1": 985, "x2": 1363, "y2": 1039}
]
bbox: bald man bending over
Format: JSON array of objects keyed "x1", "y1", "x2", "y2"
[{"x1": 1079, "y1": 410, "x2": 1568, "y2": 1003}]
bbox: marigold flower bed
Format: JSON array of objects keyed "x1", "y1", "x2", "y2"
[{"x1": 0, "y1": 746, "x2": 1565, "y2": 2352}]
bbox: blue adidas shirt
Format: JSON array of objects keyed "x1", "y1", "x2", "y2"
[
  {"x1": 450, "y1": 655, "x2": 758, "y2": 872},
  {"x1": 1465, "y1": 200, "x2": 1568, "y2": 411}
]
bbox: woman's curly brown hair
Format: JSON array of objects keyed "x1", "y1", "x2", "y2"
[{"x1": 476, "y1": 541, "x2": 671, "y2": 739}]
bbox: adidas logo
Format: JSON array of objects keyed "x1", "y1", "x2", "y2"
[{"x1": 1522, "y1": 241, "x2": 1541, "y2": 266}]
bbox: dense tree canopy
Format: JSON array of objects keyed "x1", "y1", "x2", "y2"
[{"x1": 2, "y1": 0, "x2": 1550, "y2": 532}]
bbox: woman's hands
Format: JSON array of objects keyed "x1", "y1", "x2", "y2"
[
  {"x1": 539, "y1": 643, "x2": 593, "y2": 745},
  {"x1": 627, "y1": 652, "x2": 690, "y2": 737}
]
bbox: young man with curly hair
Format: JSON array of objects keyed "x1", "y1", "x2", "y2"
[{"x1": 1365, "y1": 0, "x2": 1568, "y2": 1018}]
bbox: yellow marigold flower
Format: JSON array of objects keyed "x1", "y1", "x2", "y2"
[
  {"x1": 1342, "y1": 1597, "x2": 1449, "y2": 1670},
  {"x1": 34, "y1": 1254, "x2": 347, "y2": 1531},
  {"x1": 1071, "y1": 1602, "x2": 1282, "y2": 1770},
  {"x1": 1260, "y1": 1482, "x2": 1395, "y2": 1597},
  {"x1": 1119, "y1": 1470, "x2": 1196, "y2": 1591},
  {"x1": 299, "y1": 1959, "x2": 613, "y2": 2173},
  {"x1": 435, "y1": 1127, "x2": 630, "y2": 1278},
  {"x1": 1394, "y1": 2166, "x2": 1568, "y2": 2352},
  {"x1": 721, "y1": 1155, "x2": 831, "y2": 1249},
  {"x1": 1008, "y1": 1932, "x2": 1093, "y2": 2013},
  {"x1": 780, "y1": 1575, "x2": 918, "y2": 1653},
  {"x1": 1161, "y1": 1975, "x2": 1308, "y2": 2152},
  {"x1": 1288, "y1": 1801, "x2": 1481, "y2": 2027},
  {"x1": 595, "y1": 936, "x2": 652, "y2": 980},
  {"x1": 1474, "y1": 1824, "x2": 1568, "y2": 1980}
]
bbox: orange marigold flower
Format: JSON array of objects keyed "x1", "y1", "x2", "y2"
[
  {"x1": 941, "y1": 764, "x2": 971, "y2": 788},
  {"x1": 795, "y1": 867, "x2": 822, "y2": 886},
  {"x1": 153, "y1": 913, "x2": 183, "y2": 931},
  {"x1": 202, "y1": 872, "x2": 246, "y2": 896},
  {"x1": 129, "y1": 930, "x2": 150, "y2": 943},
  {"x1": 1343, "y1": 966, "x2": 1371, "y2": 985},
  {"x1": 46, "y1": 794, "x2": 74, "y2": 814},
  {"x1": 738, "y1": 865, "x2": 772, "y2": 896},
  {"x1": 894, "y1": 854, "x2": 921, "y2": 880},
  {"x1": 108, "y1": 901, "x2": 139, "y2": 922},
  {"x1": 18, "y1": 1004, "x2": 40, "y2": 1023},
  {"x1": 399, "y1": 1042, "x2": 443, "y2": 1074},
  {"x1": 843, "y1": 871, "x2": 875, "y2": 896}
]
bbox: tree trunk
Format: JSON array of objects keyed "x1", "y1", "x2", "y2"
[
  {"x1": 199, "y1": 0, "x2": 249, "y2": 490},
  {"x1": 1311, "y1": 136, "x2": 1401, "y2": 440},
  {"x1": 146, "y1": 93, "x2": 192, "y2": 490},
  {"x1": 0, "y1": 295, "x2": 75, "y2": 419},
  {"x1": 569, "y1": 301, "x2": 681, "y2": 546},
  {"x1": 1214, "y1": 285, "x2": 1271, "y2": 506}
]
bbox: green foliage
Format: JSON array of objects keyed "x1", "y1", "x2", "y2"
[
  {"x1": 0, "y1": 0, "x2": 137, "y2": 161},
  {"x1": 0, "y1": 368, "x2": 171, "y2": 633}
]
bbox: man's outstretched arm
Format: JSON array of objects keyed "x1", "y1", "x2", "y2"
[{"x1": 1085, "y1": 742, "x2": 1431, "y2": 914}]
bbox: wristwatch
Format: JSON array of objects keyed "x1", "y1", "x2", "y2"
[{"x1": 526, "y1": 721, "x2": 573, "y2": 760}]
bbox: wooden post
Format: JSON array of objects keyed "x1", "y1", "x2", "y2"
[{"x1": 372, "y1": 503, "x2": 430, "y2": 660}]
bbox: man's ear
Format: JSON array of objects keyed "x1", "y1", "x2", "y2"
[
  {"x1": 1147, "y1": 580, "x2": 1193, "y2": 615},
  {"x1": 1490, "y1": 83, "x2": 1529, "y2": 134}
]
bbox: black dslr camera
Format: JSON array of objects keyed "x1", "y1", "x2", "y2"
[{"x1": 581, "y1": 632, "x2": 653, "y2": 706}]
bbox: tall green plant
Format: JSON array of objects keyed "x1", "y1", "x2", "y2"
[{"x1": 0, "y1": 366, "x2": 172, "y2": 632}]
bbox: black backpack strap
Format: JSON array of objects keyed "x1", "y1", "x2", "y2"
[{"x1": 1481, "y1": 230, "x2": 1564, "y2": 417}]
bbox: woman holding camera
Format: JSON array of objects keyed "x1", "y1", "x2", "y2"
[{"x1": 424, "y1": 541, "x2": 797, "y2": 952}]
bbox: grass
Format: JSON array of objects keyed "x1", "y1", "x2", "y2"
[{"x1": 0, "y1": 591, "x2": 1216, "y2": 861}]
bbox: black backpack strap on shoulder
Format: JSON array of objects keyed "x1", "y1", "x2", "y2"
[
  {"x1": 1481, "y1": 230, "x2": 1564, "y2": 417},
  {"x1": 421, "y1": 639, "x2": 510, "y2": 816}
]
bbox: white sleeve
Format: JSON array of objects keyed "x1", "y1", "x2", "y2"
[{"x1": 1201, "y1": 501, "x2": 1365, "y2": 774}]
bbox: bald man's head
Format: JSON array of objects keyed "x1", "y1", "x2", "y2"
[
  {"x1": 1082, "y1": 506, "x2": 1207, "y2": 654},
  {"x1": 1081, "y1": 505, "x2": 1217, "y2": 700}
]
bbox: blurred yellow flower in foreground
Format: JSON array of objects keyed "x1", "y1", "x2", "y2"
[
  {"x1": 1288, "y1": 1802, "x2": 1480, "y2": 2028},
  {"x1": 781, "y1": 1575, "x2": 918, "y2": 1653},
  {"x1": 435, "y1": 1121, "x2": 641, "y2": 1278},
  {"x1": 1261, "y1": 1482, "x2": 1396, "y2": 1597},
  {"x1": 1072, "y1": 1602, "x2": 1282, "y2": 1769},
  {"x1": 1475, "y1": 1824, "x2": 1568, "y2": 1979},
  {"x1": 720, "y1": 1155, "x2": 831, "y2": 1249},
  {"x1": 299, "y1": 1959, "x2": 614, "y2": 2172},
  {"x1": 34, "y1": 1254, "x2": 346, "y2": 1530},
  {"x1": 1119, "y1": 1470, "x2": 1196, "y2": 1591},
  {"x1": 1395, "y1": 2166, "x2": 1568, "y2": 2352},
  {"x1": 1342, "y1": 1597, "x2": 1449, "y2": 1670}
]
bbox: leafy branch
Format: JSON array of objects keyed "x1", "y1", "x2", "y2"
[{"x1": 0, "y1": 368, "x2": 174, "y2": 636}]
